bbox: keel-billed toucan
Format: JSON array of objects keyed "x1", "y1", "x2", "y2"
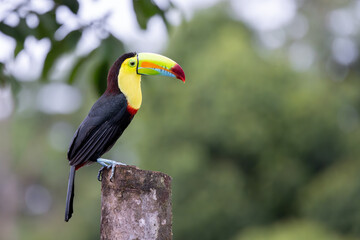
[{"x1": 65, "y1": 52, "x2": 185, "y2": 222}]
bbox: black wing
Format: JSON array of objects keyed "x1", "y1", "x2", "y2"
[{"x1": 67, "y1": 94, "x2": 133, "y2": 167}]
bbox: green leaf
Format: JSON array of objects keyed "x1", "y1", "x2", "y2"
[
  {"x1": 132, "y1": 0, "x2": 164, "y2": 29},
  {"x1": 92, "y1": 60, "x2": 109, "y2": 96},
  {"x1": 103, "y1": 35, "x2": 125, "y2": 57},
  {"x1": 14, "y1": 40, "x2": 24, "y2": 57},
  {"x1": 0, "y1": 63, "x2": 5, "y2": 86},
  {"x1": 0, "y1": 22, "x2": 23, "y2": 40},
  {"x1": 0, "y1": 18, "x2": 31, "y2": 42},
  {"x1": 35, "y1": 11, "x2": 60, "y2": 40},
  {"x1": 54, "y1": 0, "x2": 79, "y2": 14}
]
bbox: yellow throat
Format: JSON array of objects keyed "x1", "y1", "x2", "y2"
[{"x1": 118, "y1": 58, "x2": 142, "y2": 110}]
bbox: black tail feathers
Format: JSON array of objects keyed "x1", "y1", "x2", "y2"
[{"x1": 65, "y1": 166, "x2": 76, "y2": 222}]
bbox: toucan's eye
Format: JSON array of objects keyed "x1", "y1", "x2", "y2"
[{"x1": 129, "y1": 59, "x2": 136, "y2": 67}]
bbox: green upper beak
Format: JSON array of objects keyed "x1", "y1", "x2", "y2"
[{"x1": 136, "y1": 53, "x2": 185, "y2": 82}]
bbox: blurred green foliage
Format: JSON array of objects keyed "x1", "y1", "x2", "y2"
[
  {"x1": 133, "y1": 0, "x2": 170, "y2": 29},
  {"x1": 234, "y1": 220, "x2": 357, "y2": 240},
  {"x1": 139, "y1": 8, "x2": 360, "y2": 240},
  {"x1": 1, "y1": 1, "x2": 360, "y2": 240}
]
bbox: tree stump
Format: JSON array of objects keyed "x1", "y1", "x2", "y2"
[{"x1": 100, "y1": 165, "x2": 172, "y2": 240}]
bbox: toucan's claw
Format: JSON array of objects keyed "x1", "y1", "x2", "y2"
[
  {"x1": 97, "y1": 166, "x2": 105, "y2": 181},
  {"x1": 110, "y1": 164, "x2": 116, "y2": 182},
  {"x1": 96, "y1": 158, "x2": 126, "y2": 182}
]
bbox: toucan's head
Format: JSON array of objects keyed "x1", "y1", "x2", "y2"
[{"x1": 106, "y1": 52, "x2": 185, "y2": 112}]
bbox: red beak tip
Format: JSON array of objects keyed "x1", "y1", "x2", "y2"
[
  {"x1": 171, "y1": 64, "x2": 185, "y2": 83},
  {"x1": 179, "y1": 76, "x2": 185, "y2": 83}
]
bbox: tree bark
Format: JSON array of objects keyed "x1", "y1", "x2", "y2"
[{"x1": 100, "y1": 165, "x2": 172, "y2": 240}]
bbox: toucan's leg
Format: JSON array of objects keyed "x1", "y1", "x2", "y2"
[{"x1": 96, "y1": 158, "x2": 126, "y2": 181}]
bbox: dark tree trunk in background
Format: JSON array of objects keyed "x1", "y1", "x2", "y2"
[{"x1": 100, "y1": 165, "x2": 172, "y2": 240}]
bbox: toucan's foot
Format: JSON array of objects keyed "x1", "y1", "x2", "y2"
[{"x1": 96, "y1": 158, "x2": 126, "y2": 181}]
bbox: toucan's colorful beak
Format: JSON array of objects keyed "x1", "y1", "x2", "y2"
[{"x1": 137, "y1": 53, "x2": 185, "y2": 82}]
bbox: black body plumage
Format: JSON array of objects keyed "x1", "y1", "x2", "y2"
[
  {"x1": 65, "y1": 93, "x2": 134, "y2": 221},
  {"x1": 67, "y1": 93, "x2": 133, "y2": 166}
]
